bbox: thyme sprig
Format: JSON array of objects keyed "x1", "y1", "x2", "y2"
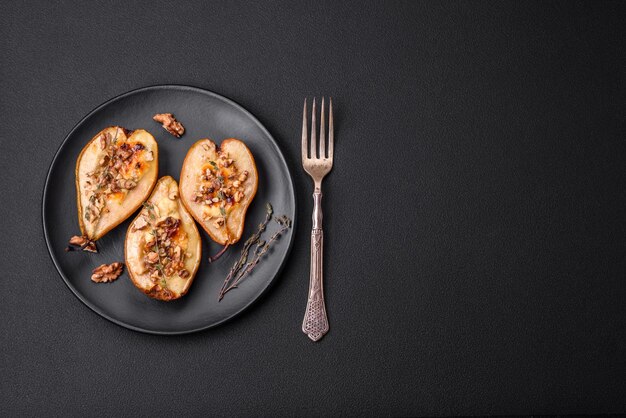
[
  {"x1": 142, "y1": 202, "x2": 167, "y2": 288},
  {"x1": 218, "y1": 203, "x2": 292, "y2": 301}
]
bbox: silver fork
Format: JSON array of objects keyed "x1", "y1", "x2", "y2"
[{"x1": 301, "y1": 97, "x2": 334, "y2": 341}]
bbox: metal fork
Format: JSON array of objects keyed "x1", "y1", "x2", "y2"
[{"x1": 301, "y1": 97, "x2": 334, "y2": 341}]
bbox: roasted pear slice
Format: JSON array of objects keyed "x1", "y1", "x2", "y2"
[
  {"x1": 76, "y1": 127, "x2": 158, "y2": 241},
  {"x1": 179, "y1": 138, "x2": 258, "y2": 246},
  {"x1": 125, "y1": 176, "x2": 202, "y2": 301}
]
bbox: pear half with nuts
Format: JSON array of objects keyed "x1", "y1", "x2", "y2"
[
  {"x1": 125, "y1": 176, "x2": 202, "y2": 301},
  {"x1": 76, "y1": 126, "x2": 159, "y2": 241},
  {"x1": 179, "y1": 138, "x2": 258, "y2": 246}
]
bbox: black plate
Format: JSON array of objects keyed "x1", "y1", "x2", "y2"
[{"x1": 42, "y1": 85, "x2": 296, "y2": 335}]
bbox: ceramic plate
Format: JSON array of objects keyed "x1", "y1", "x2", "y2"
[{"x1": 42, "y1": 85, "x2": 296, "y2": 334}]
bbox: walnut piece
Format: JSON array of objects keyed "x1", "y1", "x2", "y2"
[
  {"x1": 153, "y1": 113, "x2": 185, "y2": 138},
  {"x1": 69, "y1": 235, "x2": 87, "y2": 246},
  {"x1": 146, "y1": 252, "x2": 159, "y2": 264},
  {"x1": 133, "y1": 216, "x2": 148, "y2": 231},
  {"x1": 97, "y1": 133, "x2": 107, "y2": 150},
  {"x1": 91, "y1": 262, "x2": 124, "y2": 283},
  {"x1": 68, "y1": 235, "x2": 98, "y2": 253}
]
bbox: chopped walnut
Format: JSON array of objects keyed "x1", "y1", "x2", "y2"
[
  {"x1": 84, "y1": 134, "x2": 151, "y2": 224},
  {"x1": 157, "y1": 217, "x2": 181, "y2": 237},
  {"x1": 153, "y1": 113, "x2": 185, "y2": 138},
  {"x1": 193, "y1": 150, "x2": 248, "y2": 216},
  {"x1": 133, "y1": 216, "x2": 149, "y2": 231},
  {"x1": 115, "y1": 178, "x2": 136, "y2": 190},
  {"x1": 67, "y1": 235, "x2": 98, "y2": 253},
  {"x1": 69, "y1": 235, "x2": 87, "y2": 246},
  {"x1": 139, "y1": 210, "x2": 189, "y2": 286},
  {"x1": 146, "y1": 252, "x2": 159, "y2": 264},
  {"x1": 163, "y1": 264, "x2": 175, "y2": 277},
  {"x1": 97, "y1": 133, "x2": 108, "y2": 150},
  {"x1": 172, "y1": 245, "x2": 182, "y2": 262},
  {"x1": 98, "y1": 155, "x2": 109, "y2": 166},
  {"x1": 91, "y1": 262, "x2": 123, "y2": 283},
  {"x1": 118, "y1": 149, "x2": 132, "y2": 161}
]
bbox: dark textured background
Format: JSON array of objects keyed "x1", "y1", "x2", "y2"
[{"x1": 1, "y1": 1, "x2": 625, "y2": 416}]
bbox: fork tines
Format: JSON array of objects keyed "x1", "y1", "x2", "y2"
[{"x1": 302, "y1": 97, "x2": 334, "y2": 162}]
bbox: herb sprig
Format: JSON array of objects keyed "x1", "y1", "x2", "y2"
[
  {"x1": 143, "y1": 202, "x2": 167, "y2": 288},
  {"x1": 218, "y1": 203, "x2": 292, "y2": 301}
]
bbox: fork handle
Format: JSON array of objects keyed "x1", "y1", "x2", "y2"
[{"x1": 302, "y1": 190, "x2": 329, "y2": 341}]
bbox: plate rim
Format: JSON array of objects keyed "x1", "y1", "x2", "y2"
[{"x1": 41, "y1": 84, "x2": 297, "y2": 335}]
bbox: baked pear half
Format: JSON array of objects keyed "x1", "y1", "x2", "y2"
[
  {"x1": 179, "y1": 138, "x2": 258, "y2": 246},
  {"x1": 125, "y1": 176, "x2": 202, "y2": 301},
  {"x1": 76, "y1": 126, "x2": 158, "y2": 241}
]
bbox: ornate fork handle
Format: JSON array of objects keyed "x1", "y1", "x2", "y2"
[{"x1": 302, "y1": 189, "x2": 329, "y2": 341}]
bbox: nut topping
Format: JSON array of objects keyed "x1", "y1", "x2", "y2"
[
  {"x1": 91, "y1": 262, "x2": 123, "y2": 283},
  {"x1": 69, "y1": 235, "x2": 87, "y2": 246},
  {"x1": 146, "y1": 252, "x2": 159, "y2": 264},
  {"x1": 153, "y1": 113, "x2": 185, "y2": 138},
  {"x1": 123, "y1": 179, "x2": 137, "y2": 189},
  {"x1": 141, "y1": 205, "x2": 190, "y2": 287},
  {"x1": 83, "y1": 132, "x2": 152, "y2": 225},
  {"x1": 99, "y1": 155, "x2": 109, "y2": 166},
  {"x1": 194, "y1": 150, "x2": 247, "y2": 220},
  {"x1": 67, "y1": 235, "x2": 98, "y2": 253},
  {"x1": 172, "y1": 245, "x2": 182, "y2": 261},
  {"x1": 133, "y1": 216, "x2": 149, "y2": 231},
  {"x1": 145, "y1": 233, "x2": 156, "y2": 248},
  {"x1": 97, "y1": 133, "x2": 107, "y2": 150}
]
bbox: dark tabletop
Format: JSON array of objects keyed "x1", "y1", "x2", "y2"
[{"x1": 1, "y1": 1, "x2": 625, "y2": 416}]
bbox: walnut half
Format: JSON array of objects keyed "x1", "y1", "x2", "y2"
[
  {"x1": 153, "y1": 113, "x2": 185, "y2": 138},
  {"x1": 91, "y1": 262, "x2": 124, "y2": 283},
  {"x1": 67, "y1": 235, "x2": 98, "y2": 253}
]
